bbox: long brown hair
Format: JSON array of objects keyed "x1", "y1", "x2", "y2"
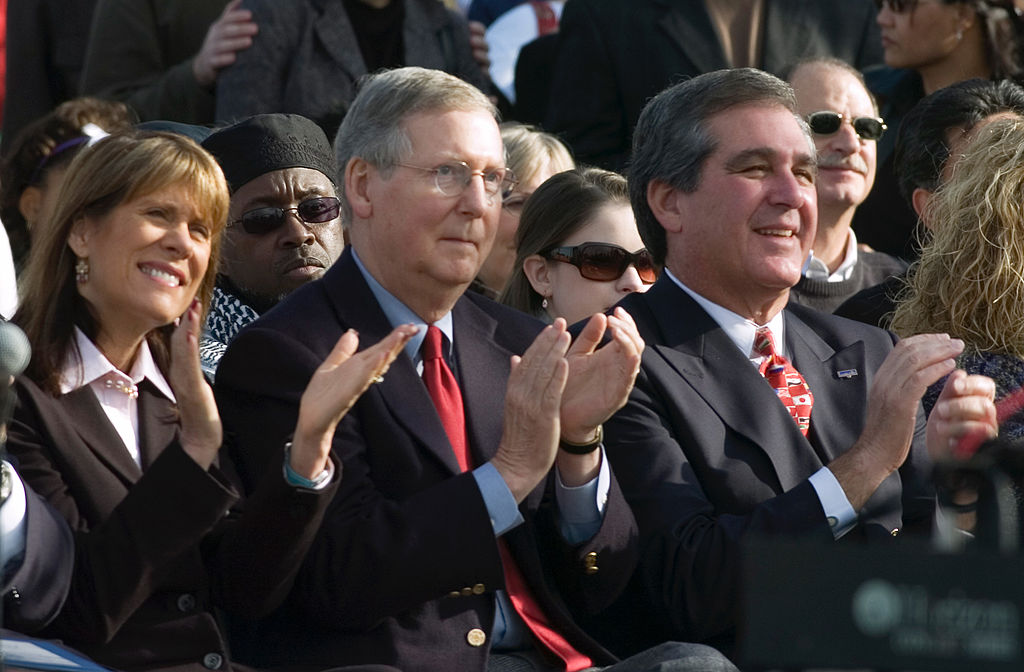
[{"x1": 15, "y1": 130, "x2": 229, "y2": 394}]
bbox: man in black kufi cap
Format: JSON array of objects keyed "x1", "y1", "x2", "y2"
[{"x1": 198, "y1": 113, "x2": 344, "y2": 375}]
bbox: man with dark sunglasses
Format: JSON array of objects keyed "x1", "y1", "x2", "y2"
[
  {"x1": 786, "y1": 58, "x2": 907, "y2": 313},
  {"x1": 198, "y1": 113, "x2": 344, "y2": 375},
  {"x1": 587, "y1": 68, "x2": 998, "y2": 662}
]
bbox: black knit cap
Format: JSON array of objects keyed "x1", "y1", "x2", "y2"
[{"x1": 201, "y1": 113, "x2": 336, "y2": 193}]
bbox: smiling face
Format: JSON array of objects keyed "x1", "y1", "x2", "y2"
[
  {"x1": 68, "y1": 181, "x2": 212, "y2": 348},
  {"x1": 349, "y1": 108, "x2": 505, "y2": 318},
  {"x1": 791, "y1": 63, "x2": 878, "y2": 218},
  {"x1": 538, "y1": 202, "x2": 649, "y2": 325},
  {"x1": 221, "y1": 167, "x2": 343, "y2": 312},
  {"x1": 668, "y1": 104, "x2": 817, "y2": 320}
]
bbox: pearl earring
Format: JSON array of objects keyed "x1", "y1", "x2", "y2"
[
  {"x1": 75, "y1": 257, "x2": 90, "y2": 284},
  {"x1": 541, "y1": 298, "x2": 549, "y2": 309}
]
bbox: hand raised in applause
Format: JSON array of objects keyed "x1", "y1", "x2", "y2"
[
  {"x1": 169, "y1": 299, "x2": 223, "y2": 469},
  {"x1": 288, "y1": 325, "x2": 418, "y2": 481},
  {"x1": 831, "y1": 333, "x2": 964, "y2": 510},
  {"x1": 491, "y1": 320, "x2": 572, "y2": 503},
  {"x1": 193, "y1": 0, "x2": 259, "y2": 89}
]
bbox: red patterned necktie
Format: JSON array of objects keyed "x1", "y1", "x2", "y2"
[
  {"x1": 420, "y1": 325, "x2": 592, "y2": 671},
  {"x1": 753, "y1": 327, "x2": 813, "y2": 436}
]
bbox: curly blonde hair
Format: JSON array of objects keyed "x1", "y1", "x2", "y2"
[{"x1": 892, "y1": 118, "x2": 1024, "y2": 357}]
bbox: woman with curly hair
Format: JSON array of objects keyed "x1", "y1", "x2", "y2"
[{"x1": 892, "y1": 117, "x2": 1024, "y2": 437}]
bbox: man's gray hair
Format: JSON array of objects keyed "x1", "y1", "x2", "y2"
[
  {"x1": 629, "y1": 68, "x2": 802, "y2": 266},
  {"x1": 334, "y1": 66, "x2": 497, "y2": 224}
]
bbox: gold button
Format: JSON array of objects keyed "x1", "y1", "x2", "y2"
[
  {"x1": 472, "y1": 583, "x2": 486, "y2": 595},
  {"x1": 584, "y1": 552, "x2": 598, "y2": 566},
  {"x1": 448, "y1": 591, "x2": 461, "y2": 598},
  {"x1": 461, "y1": 587, "x2": 473, "y2": 597},
  {"x1": 585, "y1": 564, "x2": 599, "y2": 575},
  {"x1": 891, "y1": 528, "x2": 900, "y2": 537},
  {"x1": 467, "y1": 628, "x2": 486, "y2": 647}
]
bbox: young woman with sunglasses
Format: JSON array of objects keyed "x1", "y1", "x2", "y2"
[
  {"x1": 500, "y1": 167, "x2": 656, "y2": 325},
  {"x1": 854, "y1": 0, "x2": 1024, "y2": 258}
]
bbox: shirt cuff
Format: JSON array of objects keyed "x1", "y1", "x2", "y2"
[
  {"x1": 810, "y1": 466, "x2": 857, "y2": 539},
  {"x1": 0, "y1": 462, "x2": 28, "y2": 575},
  {"x1": 472, "y1": 462, "x2": 524, "y2": 536},
  {"x1": 283, "y1": 445, "x2": 335, "y2": 491},
  {"x1": 555, "y1": 446, "x2": 609, "y2": 544}
]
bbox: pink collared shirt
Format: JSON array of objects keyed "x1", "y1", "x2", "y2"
[{"x1": 59, "y1": 328, "x2": 175, "y2": 468}]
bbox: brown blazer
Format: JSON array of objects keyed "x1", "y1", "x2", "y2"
[{"x1": 7, "y1": 374, "x2": 341, "y2": 672}]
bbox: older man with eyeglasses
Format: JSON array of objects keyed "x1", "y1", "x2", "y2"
[
  {"x1": 214, "y1": 66, "x2": 736, "y2": 672},
  {"x1": 198, "y1": 113, "x2": 345, "y2": 375},
  {"x1": 786, "y1": 58, "x2": 908, "y2": 313}
]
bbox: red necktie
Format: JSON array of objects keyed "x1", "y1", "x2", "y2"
[
  {"x1": 753, "y1": 327, "x2": 813, "y2": 436},
  {"x1": 530, "y1": 1, "x2": 559, "y2": 35},
  {"x1": 421, "y1": 325, "x2": 592, "y2": 671}
]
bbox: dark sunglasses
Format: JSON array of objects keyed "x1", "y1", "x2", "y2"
[
  {"x1": 806, "y1": 111, "x2": 887, "y2": 141},
  {"x1": 230, "y1": 196, "x2": 341, "y2": 235},
  {"x1": 544, "y1": 242, "x2": 658, "y2": 284}
]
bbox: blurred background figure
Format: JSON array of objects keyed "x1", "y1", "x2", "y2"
[
  {"x1": 215, "y1": 0, "x2": 488, "y2": 140},
  {"x1": 0, "y1": 225, "x2": 16, "y2": 318},
  {"x1": 500, "y1": 166, "x2": 655, "y2": 325},
  {"x1": 836, "y1": 77, "x2": 1024, "y2": 328},
  {"x1": 545, "y1": 0, "x2": 883, "y2": 170},
  {"x1": 856, "y1": 0, "x2": 1024, "y2": 258},
  {"x1": 199, "y1": 113, "x2": 344, "y2": 376},
  {"x1": 787, "y1": 58, "x2": 906, "y2": 313},
  {"x1": 79, "y1": 0, "x2": 257, "y2": 125},
  {"x1": 2, "y1": 0, "x2": 98, "y2": 156},
  {"x1": 0, "y1": 98, "x2": 134, "y2": 273},
  {"x1": 470, "y1": 122, "x2": 573, "y2": 299},
  {"x1": 891, "y1": 118, "x2": 1024, "y2": 436}
]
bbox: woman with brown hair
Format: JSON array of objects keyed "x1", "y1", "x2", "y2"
[{"x1": 9, "y1": 129, "x2": 411, "y2": 671}]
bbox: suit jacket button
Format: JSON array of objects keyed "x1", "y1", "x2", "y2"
[
  {"x1": 583, "y1": 551, "x2": 599, "y2": 574},
  {"x1": 177, "y1": 593, "x2": 196, "y2": 612},
  {"x1": 891, "y1": 528, "x2": 900, "y2": 536},
  {"x1": 472, "y1": 583, "x2": 486, "y2": 595},
  {"x1": 202, "y1": 653, "x2": 223, "y2": 669},
  {"x1": 449, "y1": 591, "x2": 461, "y2": 598},
  {"x1": 467, "y1": 628, "x2": 487, "y2": 647},
  {"x1": 461, "y1": 586, "x2": 473, "y2": 596}
]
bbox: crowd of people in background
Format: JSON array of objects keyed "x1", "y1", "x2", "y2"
[{"x1": 0, "y1": 1, "x2": 1022, "y2": 671}]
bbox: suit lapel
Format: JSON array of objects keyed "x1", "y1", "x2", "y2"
[
  {"x1": 654, "y1": 0, "x2": 729, "y2": 75},
  {"x1": 310, "y1": 0, "x2": 367, "y2": 81},
  {"x1": 761, "y1": 0, "x2": 814, "y2": 73},
  {"x1": 58, "y1": 386, "x2": 141, "y2": 484},
  {"x1": 136, "y1": 382, "x2": 179, "y2": 471},
  {"x1": 639, "y1": 279, "x2": 822, "y2": 492},
  {"x1": 785, "y1": 312, "x2": 870, "y2": 465},
  {"x1": 323, "y1": 252, "x2": 462, "y2": 475},
  {"x1": 452, "y1": 298, "x2": 510, "y2": 470}
]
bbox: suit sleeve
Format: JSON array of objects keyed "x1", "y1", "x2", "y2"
[
  {"x1": 2, "y1": 478, "x2": 74, "y2": 634},
  {"x1": 544, "y1": 0, "x2": 630, "y2": 170},
  {"x1": 79, "y1": 0, "x2": 215, "y2": 123},
  {"x1": 603, "y1": 364, "x2": 833, "y2": 643},
  {"x1": 215, "y1": 0, "x2": 292, "y2": 123}
]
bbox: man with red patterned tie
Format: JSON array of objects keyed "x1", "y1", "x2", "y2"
[
  {"x1": 214, "y1": 66, "x2": 735, "y2": 672},
  {"x1": 591, "y1": 67, "x2": 1000, "y2": 658}
]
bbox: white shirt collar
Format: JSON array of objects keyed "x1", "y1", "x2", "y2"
[
  {"x1": 60, "y1": 327, "x2": 176, "y2": 401},
  {"x1": 664, "y1": 268, "x2": 786, "y2": 361},
  {"x1": 803, "y1": 229, "x2": 859, "y2": 282}
]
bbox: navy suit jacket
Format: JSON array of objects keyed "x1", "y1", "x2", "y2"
[
  {"x1": 215, "y1": 248, "x2": 639, "y2": 671},
  {"x1": 592, "y1": 277, "x2": 934, "y2": 653}
]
